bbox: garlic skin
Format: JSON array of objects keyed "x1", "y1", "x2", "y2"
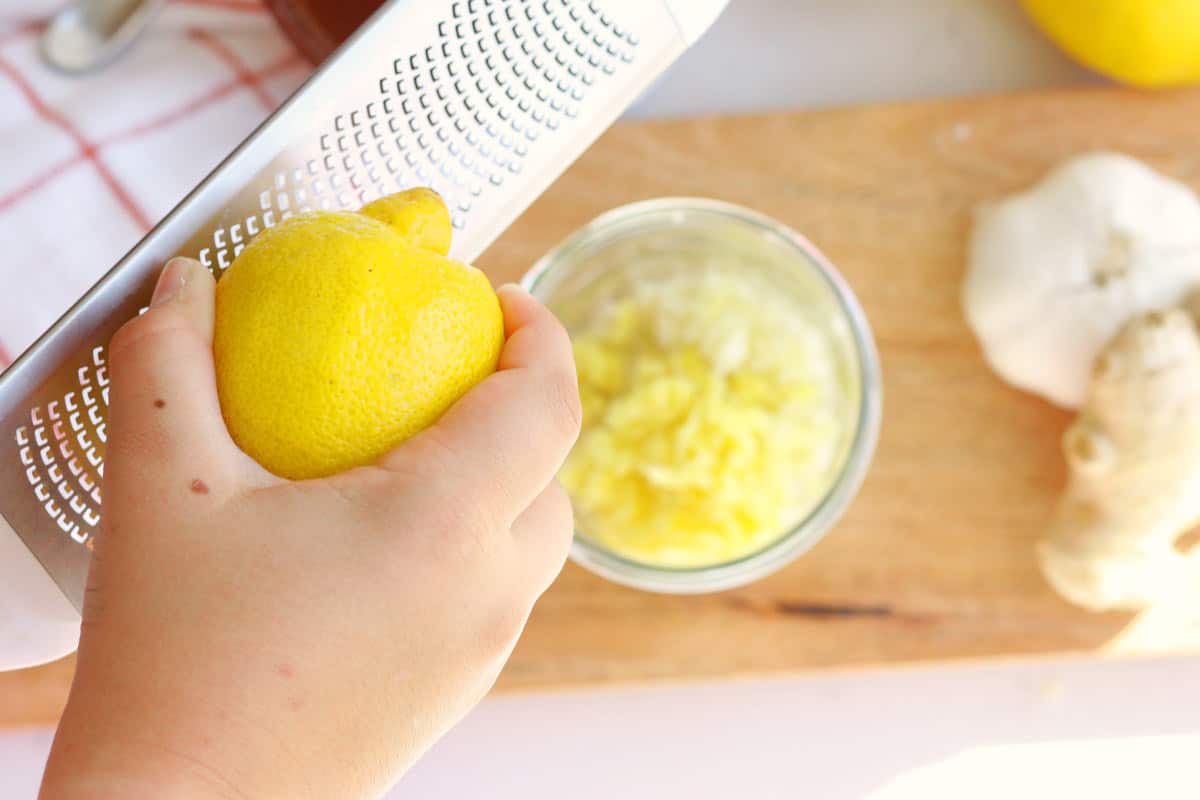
[
  {"x1": 964, "y1": 152, "x2": 1200, "y2": 408},
  {"x1": 1038, "y1": 304, "x2": 1200, "y2": 611}
]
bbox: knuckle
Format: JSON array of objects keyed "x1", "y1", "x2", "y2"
[
  {"x1": 400, "y1": 425, "x2": 462, "y2": 481},
  {"x1": 418, "y1": 495, "x2": 499, "y2": 564},
  {"x1": 532, "y1": 488, "x2": 575, "y2": 587},
  {"x1": 528, "y1": 481, "x2": 574, "y2": 539},
  {"x1": 477, "y1": 596, "x2": 530, "y2": 658},
  {"x1": 540, "y1": 362, "x2": 582, "y2": 443},
  {"x1": 544, "y1": 482, "x2": 575, "y2": 541},
  {"x1": 107, "y1": 308, "x2": 192, "y2": 373},
  {"x1": 106, "y1": 316, "x2": 149, "y2": 369}
]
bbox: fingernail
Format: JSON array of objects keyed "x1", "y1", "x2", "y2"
[
  {"x1": 497, "y1": 283, "x2": 528, "y2": 296},
  {"x1": 151, "y1": 258, "x2": 189, "y2": 308}
]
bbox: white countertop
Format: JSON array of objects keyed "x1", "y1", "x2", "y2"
[{"x1": 4, "y1": 1, "x2": 1197, "y2": 798}]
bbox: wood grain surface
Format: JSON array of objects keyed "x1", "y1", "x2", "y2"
[{"x1": 8, "y1": 85, "x2": 1200, "y2": 728}]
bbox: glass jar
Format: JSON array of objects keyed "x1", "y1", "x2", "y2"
[{"x1": 523, "y1": 198, "x2": 882, "y2": 593}]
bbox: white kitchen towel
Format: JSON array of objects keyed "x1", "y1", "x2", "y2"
[{"x1": 0, "y1": 0, "x2": 310, "y2": 372}]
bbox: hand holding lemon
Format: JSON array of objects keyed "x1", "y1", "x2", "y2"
[{"x1": 46, "y1": 190, "x2": 580, "y2": 798}]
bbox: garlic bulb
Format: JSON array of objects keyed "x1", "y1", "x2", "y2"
[{"x1": 964, "y1": 152, "x2": 1200, "y2": 408}]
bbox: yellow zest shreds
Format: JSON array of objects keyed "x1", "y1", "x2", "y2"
[{"x1": 560, "y1": 270, "x2": 848, "y2": 568}]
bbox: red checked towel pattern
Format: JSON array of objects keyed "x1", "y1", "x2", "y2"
[{"x1": 0, "y1": 0, "x2": 310, "y2": 372}]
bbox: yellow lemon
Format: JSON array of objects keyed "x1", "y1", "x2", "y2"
[
  {"x1": 213, "y1": 189, "x2": 503, "y2": 480},
  {"x1": 1021, "y1": 0, "x2": 1200, "y2": 88},
  {"x1": 359, "y1": 187, "x2": 453, "y2": 256}
]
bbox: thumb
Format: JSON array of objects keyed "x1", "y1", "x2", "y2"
[{"x1": 104, "y1": 258, "x2": 258, "y2": 499}]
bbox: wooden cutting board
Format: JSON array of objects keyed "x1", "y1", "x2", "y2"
[{"x1": 7, "y1": 85, "x2": 1200, "y2": 729}]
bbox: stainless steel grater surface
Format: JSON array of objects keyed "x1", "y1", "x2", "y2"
[{"x1": 0, "y1": 0, "x2": 728, "y2": 634}]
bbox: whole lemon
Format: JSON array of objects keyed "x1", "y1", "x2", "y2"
[
  {"x1": 213, "y1": 189, "x2": 503, "y2": 480},
  {"x1": 1021, "y1": 0, "x2": 1200, "y2": 88}
]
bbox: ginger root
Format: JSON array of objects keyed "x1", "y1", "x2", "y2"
[{"x1": 1038, "y1": 300, "x2": 1200, "y2": 611}]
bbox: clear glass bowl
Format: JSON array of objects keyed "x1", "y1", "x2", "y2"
[{"x1": 523, "y1": 198, "x2": 882, "y2": 593}]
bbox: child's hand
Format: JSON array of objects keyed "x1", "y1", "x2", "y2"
[{"x1": 40, "y1": 258, "x2": 581, "y2": 799}]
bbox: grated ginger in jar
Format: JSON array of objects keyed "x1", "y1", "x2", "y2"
[{"x1": 559, "y1": 268, "x2": 849, "y2": 568}]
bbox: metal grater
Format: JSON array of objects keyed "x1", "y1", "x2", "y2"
[{"x1": 0, "y1": 0, "x2": 728, "y2": 670}]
